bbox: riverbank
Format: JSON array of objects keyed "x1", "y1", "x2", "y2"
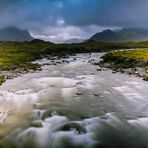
[
  {"x1": 1, "y1": 40, "x2": 148, "y2": 85},
  {"x1": 99, "y1": 49, "x2": 148, "y2": 81}
]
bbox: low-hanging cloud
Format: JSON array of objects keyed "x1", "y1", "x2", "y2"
[{"x1": 0, "y1": 0, "x2": 148, "y2": 41}]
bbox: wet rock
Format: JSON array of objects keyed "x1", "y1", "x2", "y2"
[
  {"x1": 112, "y1": 70, "x2": 117, "y2": 74},
  {"x1": 7, "y1": 65, "x2": 18, "y2": 70},
  {"x1": 93, "y1": 62, "x2": 100, "y2": 66},
  {"x1": 134, "y1": 71, "x2": 139, "y2": 75},
  {"x1": 145, "y1": 66, "x2": 148, "y2": 74},
  {"x1": 143, "y1": 74, "x2": 148, "y2": 81},
  {"x1": 31, "y1": 120, "x2": 43, "y2": 127},
  {"x1": 58, "y1": 122, "x2": 86, "y2": 134},
  {"x1": 103, "y1": 63, "x2": 111, "y2": 68},
  {"x1": 93, "y1": 94, "x2": 100, "y2": 97},
  {"x1": 97, "y1": 68, "x2": 102, "y2": 71},
  {"x1": 32, "y1": 109, "x2": 49, "y2": 120},
  {"x1": 76, "y1": 92, "x2": 83, "y2": 96},
  {"x1": 76, "y1": 81, "x2": 82, "y2": 85}
]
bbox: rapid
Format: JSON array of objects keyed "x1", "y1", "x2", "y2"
[{"x1": 0, "y1": 53, "x2": 148, "y2": 148}]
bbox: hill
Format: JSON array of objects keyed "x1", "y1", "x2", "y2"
[
  {"x1": 90, "y1": 29, "x2": 122, "y2": 42},
  {"x1": 0, "y1": 26, "x2": 34, "y2": 41},
  {"x1": 118, "y1": 28, "x2": 148, "y2": 41},
  {"x1": 29, "y1": 39, "x2": 54, "y2": 44},
  {"x1": 62, "y1": 38, "x2": 84, "y2": 44},
  {"x1": 89, "y1": 28, "x2": 148, "y2": 42}
]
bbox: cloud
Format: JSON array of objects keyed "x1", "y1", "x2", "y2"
[
  {"x1": 31, "y1": 24, "x2": 117, "y2": 43},
  {"x1": 58, "y1": 0, "x2": 148, "y2": 28},
  {"x1": 1, "y1": 0, "x2": 148, "y2": 28},
  {"x1": 0, "y1": 0, "x2": 148, "y2": 42},
  {"x1": 31, "y1": 25, "x2": 93, "y2": 43}
]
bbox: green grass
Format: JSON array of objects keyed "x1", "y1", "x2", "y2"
[
  {"x1": 101, "y1": 49, "x2": 148, "y2": 81},
  {"x1": 102, "y1": 49, "x2": 148, "y2": 68},
  {"x1": 106, "y1": 49, "x2": 148, "y2": 61},
  {"x1": 0, "y1": 76, "x2": 5, "y2": 85}
]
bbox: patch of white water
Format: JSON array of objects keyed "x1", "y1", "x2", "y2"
[{"x1": 5, "y1": 113, "x2": 148, "y2": 148}]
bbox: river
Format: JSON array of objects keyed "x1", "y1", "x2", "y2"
[{"x1": 0, "y1": 53, "x2": 148, "y2": 148}]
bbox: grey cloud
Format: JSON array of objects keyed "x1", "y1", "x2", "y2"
[
  {"x1": 58, "y1": 0, "x2": 148, "y2": 28},
  {"x1": 1, "y1": 0, "x2": 148, "y2": 29},
  {"x1": 0, "y1": 0, "x2": 148, "y2": 42}
]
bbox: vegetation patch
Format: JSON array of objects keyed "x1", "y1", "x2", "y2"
[
  {"x1": 101, "y1": 49, "x2": 148, "y2": 81},
  {"x1": 0, "y1": 76, "x2": 5, "y2": 85}
]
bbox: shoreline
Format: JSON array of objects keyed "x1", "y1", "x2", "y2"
[
  {"x1": 0, "y1": 55, "x2": 71, "y2": 85},
  {"x1": 98, "y1": 49, "x2": 148, "y2": 81}
]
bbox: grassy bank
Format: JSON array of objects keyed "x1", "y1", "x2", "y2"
[
  {"x1": 101, "y1": 49, "x2": 148, "y2": 80},
  {"x1": 0, "y1": 40, "x2": 148, "y2": 85}
]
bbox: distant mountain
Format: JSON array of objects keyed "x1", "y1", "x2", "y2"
[
  {"x1": 89, "y1": 28, "x2": 148, "y2": 42},
  {"x1": 29, "y1": 39, "x2": 54, "y2": 44},
  {"x1": 90, "y1": 30, "x2": 122, "y2": 42},
  {"x1": 0, "y1": 26, "x2": 34, "y2": 41},
  {"x1": 63, "y1": 38, "x2": 84, "y2": 44},
  {"x1": 117, "y1": 28, "x2": 148, "y2": 41}
]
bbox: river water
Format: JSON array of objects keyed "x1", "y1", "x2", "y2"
[{"x1": 0, "y1": 53, "x2": 148, "y2": 148}]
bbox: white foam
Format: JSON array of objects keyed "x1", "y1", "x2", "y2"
[
  {"x1": 12, "y1": 113, "x2": 148, "y2": 148},
  {"x1": 61, "y1": 87, "x2": 78, "y2": 99},
  {"x1": 0, "y1": 90, "x2": 39, "y2": 108},
  {"x1": 31, "y1": 77, "x2": 77, "y2": 88}
]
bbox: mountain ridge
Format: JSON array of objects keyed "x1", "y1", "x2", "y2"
[
  {"x1": 0, "y1": 26, "x2": 34, "y2": 41},
  {"x1": 89, "y1": 28, "x2": 148, "y2": 42}
]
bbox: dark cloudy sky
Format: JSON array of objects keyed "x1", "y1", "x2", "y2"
[{"x1": 0, "y1": 0, "x2": 148, "y2": 42}]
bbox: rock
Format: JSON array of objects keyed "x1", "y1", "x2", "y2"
[
  {"x1": 31, "y1": 120, "x2": 43, "y2": 128},
  {"x1": 103, "y1": 63, "x2": 111, "y2": 68},
  {"x1": 58, "y1": 122, "x2": 86, "y2": 134},
  {"x1": 97, "y1": 68, "x2": 102, "y2": 71},
  {"x1": 135, "y1": 71, "x2": 139, "y2": 75},
  {"x1": 145, "y1": 67, "x2": 148, "y2": 74},
  {"x1": 143, "y1": 74, "x2": 148, "y2": 81},
  {"x1": 112, "y1": 70, "x2": 117, "y2": 73},
  {"x1": 93, "y1": 94, "x2": 100, "y2": 97},
  {"x1": 7, "y1": 65, "x2": 18, "y2": 70},
  {"x1": 76, "y1": 92, "x2": 83, "y2": 96},
  {"x1": 76, "y1": 82, "x2": 82, "y2": 85}
]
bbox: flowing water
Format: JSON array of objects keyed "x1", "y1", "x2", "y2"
[{"x1": 0, "y1": 53, "x2": 148, "y2": 148}]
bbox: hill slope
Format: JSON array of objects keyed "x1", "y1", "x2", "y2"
[
  {"x1": 90, "y1": 28, "x2": 148, "y2": 42},
  {"x1": 0, "y1": 26, "x2": 33, "y2": 41},
  {"x1": 63, "y1": 38, "x2": 84, "y2": 44},
  {"x1": 90, "y1": 30, "x2": 123, "y2": 42}
]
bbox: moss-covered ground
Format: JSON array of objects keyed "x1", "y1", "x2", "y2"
[{"x1": 101, "y1": 49, "x2": 148, "y2": 80}]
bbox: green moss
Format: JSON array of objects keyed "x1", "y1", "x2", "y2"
[
  {"x1": 143, "y1": 74, "x2": 148, "y2": 81},
  {"x1": 107, "y1": 49, "x2": 148, "y2": 61},
  {"x1": 101, "y1": 49, "x2": 148, "y2": 81},
  {"x1": 0, "y1": 76, "x2": 5, "y2": 85},
  {"x1": 102, "y1": 49, "x2": 148, "y2": 68}
]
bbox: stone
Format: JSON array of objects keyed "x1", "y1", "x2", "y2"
[{"x1": 31, "y1": 120, "x2": 43, "y2": 127}]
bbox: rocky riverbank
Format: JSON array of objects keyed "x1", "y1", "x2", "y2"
[
  {"x1": 97, "y1": 49, "x2": 148, "y2": 81},
  {"x1": 0, "y1": 55, "x2": 70, "y2": 85}
]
